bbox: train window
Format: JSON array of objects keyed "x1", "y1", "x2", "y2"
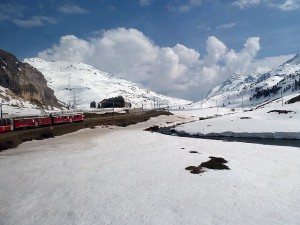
[{"x1": 0, "y1": 120, "x2": 2, "y2": 126}]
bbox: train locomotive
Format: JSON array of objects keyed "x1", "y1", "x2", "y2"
[{"x1": 0, "y1": 113, "x2": 84, "y2": 133}]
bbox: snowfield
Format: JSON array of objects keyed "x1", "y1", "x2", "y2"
[
  {"x1": 174, "y1": 94, "x2": 300, "y2": 139},
  {"x1": 1, "y1": 114, "x2": 300, "y2": 225}
]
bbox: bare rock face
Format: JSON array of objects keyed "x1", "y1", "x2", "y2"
[{"x1": 0, "y1": 48, "x2": 61, "y2": 108}]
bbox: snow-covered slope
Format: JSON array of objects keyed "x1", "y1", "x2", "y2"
[
  {"x1": 0, "y1": 86, "x2": 45, "y2": 117},
  {"x1": 192, "y1": 54, "x2": 300, "y2": 109},
  {"x1": 174, "y1": 92, "x2": 300, "y2": 139},
  {"x1": 24, "y1": 58, "x2": 191, "y2": 109}
]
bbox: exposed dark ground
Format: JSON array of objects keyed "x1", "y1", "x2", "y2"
[
  {"x1": 185, "y1": 156, "x2": 230, "y2": 174},
  {"x1": 0, "y1": 111, "x2": 171, "y2": 151}
]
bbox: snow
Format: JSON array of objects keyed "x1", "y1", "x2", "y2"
[
  {"x1": 23, "y1": 58, "x2": 191, "y2": 109},
  {"x1": 174, "y1": 93, "x2": 300, "y2": 139},
  {"x1": 193, "y1": 54, "x2": 300, "y2": 110},
  {"x1": 0, "y1": 86, "x2": 46, "y2": 117},
  {"x1": 1, "y1": 115, "x2": 300, "y2": 225}
]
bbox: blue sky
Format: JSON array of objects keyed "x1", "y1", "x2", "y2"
[{"x1": 1, "y1": 0, "x2": 299, "y2": 100}]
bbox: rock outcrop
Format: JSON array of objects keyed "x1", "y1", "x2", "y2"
[{"x1": 0, "y1": 49, "x2": 61, "y2": 108}]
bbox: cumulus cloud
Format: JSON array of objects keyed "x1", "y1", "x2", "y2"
[
  {"x1": 247, "y1": 54, "x2": 295, "y2": 73},
  {"x1": 38, "y1": 28, "x2": 286, "y2": 100}
]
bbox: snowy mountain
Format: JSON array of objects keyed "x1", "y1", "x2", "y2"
[
  {"x1": 24, "y1": 58, "x2": 191, "y2": 109},
  {"x1": 194, "y1": 54, "x2": 300, "y2": 109}
]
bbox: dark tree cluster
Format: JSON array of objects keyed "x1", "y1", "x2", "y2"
[
  {"x1": 90, "y1": 100, "x2": 96, "y2": 108},
  {"x1": 283, "y1": 84, "x2": 292, "y2": 93},
  {"x1": 250, "y1": 84, "x2": 281, "y2": 100},
  {"x1": 100, "y1": 96, "x2": 126, "y2": 108},
  {"x1": 293, "y1": 78, "x2": 300, "y2": 91}
]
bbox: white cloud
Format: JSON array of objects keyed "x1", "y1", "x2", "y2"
[
  {"x1": 269, "y1": 0, "x2": 300, "y2": 11},
  {"x1": 216, "y1": 22, "x2": 237, "y2": 30},
  {"x1": 233, "y1": 0, "x2": 300, "y2": 11},
  {"x1": 0, "y1": 3, "x2": 24, "y2": 21},
  {"x1": 38, "y1": 28, "x2": 289, "y2": 100},
  {"x1": 58, "y1": 5, "x2": 89, "y2": 14},
  {"x1": 247, "y1": 54, "x2": 295, "y2": 73},
  {"x1": 168, "y1": 0, "x2": 204, "y2": 13},
  {"x1": 140, "y1": 0, "x2": 153, "y2": 7},
  {"x1": 0, "y1": 3, "x2": 57, "y2": 28},
  {"x1": 13, "y1": 16, "x2": 57, "y2": 28},
  {"x1": 232, "y1": 0, "x2": 261, "y2": 9},
  {"x1": 204, "y1": 36, "x2": 227, "y2": 66}
]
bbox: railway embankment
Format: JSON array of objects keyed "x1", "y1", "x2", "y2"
[{"x1": 0, "y1": 111, "x2": 171, "y2": 151}]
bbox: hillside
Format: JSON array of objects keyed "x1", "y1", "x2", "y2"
[
  {"x1": 24, "y1": 58, "x2": 192, "y2": 109},
  {"x1": 192, "y1": 54, "x2": 300, "y2": 109}
]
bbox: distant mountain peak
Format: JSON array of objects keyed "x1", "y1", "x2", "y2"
[
  {"x1": 200, "y1": 53, "x2": 300, "y2": 108},
  {"x1": 284, "y1": 53, "x2": 300, "y2": 65}
]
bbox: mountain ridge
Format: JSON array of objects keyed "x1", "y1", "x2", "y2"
[
  {"x1": 24, "y1": 58, "x2": 192, "y2": 109},
  {"x1": 197, "y1": 53, "x2": 300, "y2": 108}
]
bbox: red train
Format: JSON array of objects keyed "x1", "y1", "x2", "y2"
[{"x1": 0, "y1": 113, "x2": 84, "y2": 133}]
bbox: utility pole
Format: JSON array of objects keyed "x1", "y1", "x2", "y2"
[
  {"x1": 242, "y1": 97, "x2": 244, "y2": 112},
  {"x1": 73, "y1": 90, "x2": 76, "y2": 109},
  {"x1": 281, "y1": 89, "x2": 283, "y2": 107},
  {"x1": 68, "y1": 77, "x2": 71, "y2": 109},
  {"x1": 0, "y1": 103, "x2": 2, "y2": 119}
]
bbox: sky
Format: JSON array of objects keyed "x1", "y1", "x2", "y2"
[{"x1": 0, "y1": 0, "x2": 299, "y2": 100}]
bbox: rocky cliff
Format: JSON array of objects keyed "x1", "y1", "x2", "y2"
[{"x1": 0, "y1": 49, "x2": 61, "y2": 108}]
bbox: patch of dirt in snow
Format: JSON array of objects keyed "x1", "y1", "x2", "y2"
[
  {"x1": 144, "y1": 125, "x2": 160, "y2": 132},
  {"x1": 185, "y1": 156, "x2": 230, "y2": 174},
  {"x1": 189, "y1": 150, "x2": 200, "y2": 154},
  {"x1": 267, "y1": 110, "x2": 295, "y2": 114},
  {"x1": 200, "y1": 157, "x2": 230, "y2": 170}
]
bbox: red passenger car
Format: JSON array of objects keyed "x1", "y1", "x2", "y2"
[
  {"x1": 71, "y1": 113, "x2": 84, "y2": 122},
  {"x1": 0, "y1": 119, "x2": 13, "y2": 133},
  {"x1": 0, "y1": 113, "x2": 84, "y2": 133},
  {"x1": 13, "y1": 117, "x2": 37, "y2": 129},
  {"x1": 13, "y1": 116, "x2": 51, "y2": 130},
  {"x1": 51, "y1": 115, "x2": 72, "y2": 124}
]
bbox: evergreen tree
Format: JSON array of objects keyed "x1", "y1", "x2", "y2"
[{"x1": 90, "y1": 101, "x2": 96, "y2": 108}]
